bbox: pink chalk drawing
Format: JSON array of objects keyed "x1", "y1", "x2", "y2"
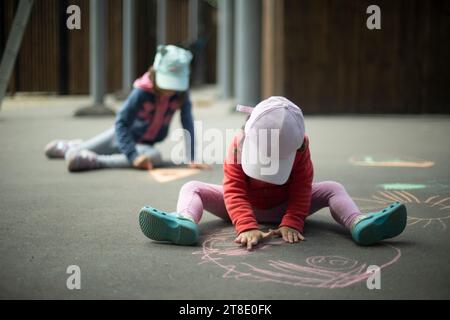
[
  {"x1": 353, "y1": 190, "x2": 450, "y2": 230},
  {"x1": 193, "y1": 230, "x2": 401, "y2": 289}
]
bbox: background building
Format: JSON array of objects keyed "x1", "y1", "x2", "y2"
[{"x1": 1, "y1": 0, "x2": 449, "y2": 113}]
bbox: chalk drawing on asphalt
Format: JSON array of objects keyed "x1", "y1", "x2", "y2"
[
  {"x1": 353, "y1": 191, "x2": 450, "y2": 230},
  {"x1": 193, "y1": 229, "x2": 401, "y2": 289},
  {"x1": 377, "y1": 183, "x2": 427, "y2": 190},
  {"x1": 349, "y1": 155, "x2": 434, "y2": 168},
  {"x1": 149, "y1": 168, "x2": 201, "y2": 183}
]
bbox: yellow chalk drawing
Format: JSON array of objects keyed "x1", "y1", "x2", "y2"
[
  {"x1": 353, "y1": 191, "x2": 450, "y2": 230},
  {"x1": 349, "y1": 155, "x2": 434, "y2": 168}
]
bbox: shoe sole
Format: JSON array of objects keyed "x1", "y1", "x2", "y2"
[
  {"x1": 67, "y1": 157, "x2": 80, "y2": 172},
  {"x1": 352, "y1": 202, "x2": 407, "y2": 246},
  {"x1": 66, "y1": 152, "x2": 99, "y2": 172},
  {"x1": 45, "y1": 140, "x2": 65, "y2": 158},
  {"x1": 67, "y1": 156, "x2": 86, "y2": 172},
  {"x1": 138, "y1": 206, "x2": 198, "y2": 246}
]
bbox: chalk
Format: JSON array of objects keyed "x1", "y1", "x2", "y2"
[
  {"x1": 349, "y1": 155, "x2": 434, "y2": 168},
  {"x1": 378, "y1": 183, "x2": 427, "y2": 190},
  {"x1": 149, "y1": 167, "x2": 201, "y2": 183}
]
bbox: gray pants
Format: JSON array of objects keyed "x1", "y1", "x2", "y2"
[{"x1": 69, "y1": 128, "x2": 162, "y2": 168}]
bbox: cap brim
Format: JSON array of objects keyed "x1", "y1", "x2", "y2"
[
  {"x1": 156, "y1": 72, "x2": 189, "y2": 91},
  {"x1": 241, "y1": 136, "x2": 296, "y2": 185}
]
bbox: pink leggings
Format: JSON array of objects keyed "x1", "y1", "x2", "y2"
[{"x1": 176, "y1": 180, "x2": 362, "y2": 231}]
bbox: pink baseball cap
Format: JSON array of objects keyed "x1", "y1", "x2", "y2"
[{"x1": 237, "y1": 96, "x2": 305, "y2": 185}]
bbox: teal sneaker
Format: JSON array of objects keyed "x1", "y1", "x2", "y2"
[
  {"x1": 138, "y1": 206, "x2": 199, "y2": 246},
  {"x1": 351, "y1": 202, "x2": 407, "y2": 246}
]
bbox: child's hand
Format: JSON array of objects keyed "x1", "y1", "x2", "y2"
[
  {"x1": 188, "y1": 162, "x2": 213, "y2": 170},
  {"x1": 234, "y1": 229, "x2": 273, "y2": 250},
  {"x1": 271, "y1": 226, "x2": 305, "y2": 243},
  {"x1": 132, "y1": 155, "x2": 153, "y2": 170}
]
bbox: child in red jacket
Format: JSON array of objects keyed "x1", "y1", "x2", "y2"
[{"x1": 138, "y1": 96, "x2": 407, "y2": 248}]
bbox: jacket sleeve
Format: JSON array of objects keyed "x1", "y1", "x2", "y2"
[
  {"x1": 280, "y1": 138, "x2": 314, "y2": 233},
  {"x1": 180, "y1": 93, "x2": 195, "y2": 162},
  {"x1": 223, "y1": 136, "x2": 259, "y2": 234},
  {"x1": 114, "y1": 88, "x2": 144, "y2": 162}
]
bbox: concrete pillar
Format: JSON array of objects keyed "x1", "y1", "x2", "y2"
[
  {"x1": 189, "y1": 0, "x2": 206, "y2": 86},
  {"x1": 90, "y1": 0, "x2": 106, "y2": 105},
  {"x1": 122, "y1": 0, "x2": 135, "y2": 93},
  {"x1": 156, "y1": 0, "x2": 167, "y2": 45},
  {"x1": 75, "y1": 0, "x2": 114, "y2": 116},
  {"x1": 189, "y1": 0, "x2": 199, "y2": 43},
  {"x1": 234, "y1": 0, "x2": 261, "y2": 106},
  {"x1": 217, "y1": 0, "x2": 234, "y2": 99}
]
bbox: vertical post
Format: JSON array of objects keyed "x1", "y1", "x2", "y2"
[
  {"x1": 90, "y1": 0, "x2": 106, "y2": 105},
  {"x1": 0, "y1": 0, "x2": 34, "y2": 111},
  {"x1": 189, "y1": 0, "x2": 199, "y2": 44},
  {"x1": 122, "y1": 0, "x2": 135, "y2": 93},
  {"x1": 75, "y1": 0, "x2": 114, "y2": 116},
  {"x1": 156, "y1": 0, "x2": 167, "y2": 45},
  {"x1": 189, "y1": 0, "x2": 206, "y2": 86},
  {"x1": 217, "y1": 0, "x2": 234, "y2": 99},
  {"x1": 234, "y1": 0, "x2": 261, "y2": 106}
]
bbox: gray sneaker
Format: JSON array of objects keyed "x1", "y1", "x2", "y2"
[
  {"x1": 45, "y1": 139, "x2": 82, "y2": 158},
  {"x1": 66, "y1": 150, "x2": 100, "y2": 172}
]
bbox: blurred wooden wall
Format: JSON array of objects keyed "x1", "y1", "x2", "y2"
[
  {"x1": 1, "y1": 0, "x2": 60, "y2": 93},
  {"x1": 283, "y1": 0, "x2": 450, "y2": 113},
  {"x1": 164, "y1": 0, "x2": 217, "y2": 84},
  {"x1": 0, "y1": 0, "x2": 216, "y2": 95}
]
